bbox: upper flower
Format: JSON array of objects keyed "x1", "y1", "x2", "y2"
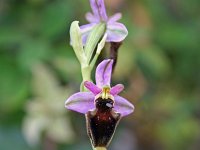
[
  {"x1": 65, "y1": 59, "x2": 134, "y2": 117},
  {"x1": 80, "y1": 0, "x2": 128, "y2": 45}
]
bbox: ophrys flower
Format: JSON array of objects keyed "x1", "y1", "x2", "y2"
[
  {"x1": 80, "y1": 0, "x2": 128, "y2": 45},
  {"x1": 65, "y1": 59, "x2": 134, "y2": 148}
]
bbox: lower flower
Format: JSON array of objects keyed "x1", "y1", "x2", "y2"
[{"x1": 65, "y1": 59, "x2": 134, "y2": 148}]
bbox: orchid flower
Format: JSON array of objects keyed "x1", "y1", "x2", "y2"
[
  {"x1": 80, "y1": 0, "x2": 128, "y2": 45},
  {"x1": 65, "y1": 59, "x2": 134, "y2": 148}
]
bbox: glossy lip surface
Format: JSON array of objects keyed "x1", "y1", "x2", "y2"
[{"x1": 86, "y1": 97, "x2": 121, "y2": 147}]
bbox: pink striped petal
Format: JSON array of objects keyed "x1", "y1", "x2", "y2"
[
  {"x1": 84, "y1": 81, "x2": 102, "y2": 95},
  {"x1": 113, "y1": 95, "x2": 134, "y2": 117},
  {"x1": 65, "y1": 92, "x2": 95, "y2": 114},
  {"x1": 95, "y1": 59, "x2": 113, "y2": 88},
  {"x1": 110, "y1": 84, "x2": 124, "y2": 95},
  {"x1": 106, "y1": 22, "x2": 128, "y2": 42}
]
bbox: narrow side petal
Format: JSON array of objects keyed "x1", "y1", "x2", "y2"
[
  {"x1": 97, "y1": 0, "x2": 108, "y2": 21},
  {"x1": 89, "y1": 0, "x2": 100, "y2": 19},
  {"x1": 86, "y1": 12, "x2": 100, "y2": 23},
  {"x1": 108, "y1": 13, "x2": 122, "y2": 23},
  {"x1": 65, "y1": 92, "x2": 95, "y2": 114},
  {"x1": 110, "y1": 84, "x2": 124, "y2": 95},
  {"x1": 106, "y1": 22, "x2": 128, "y2": 42},
  {"x1": 80, "y1": 23, "x2": 96, "y2": 45},
  {"x1": 113, "y1": 95, "x2": 134, "y2": 117},
  {"x1": 84, "y1": 81, "x2": 102, "y2": 95},
  {"x1": 95, "y1": 59, "x2": 113, "y2": 88}
]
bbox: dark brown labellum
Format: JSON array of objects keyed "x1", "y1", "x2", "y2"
[{"x1": 86, "y1": 98, "x2": 121, "y2": 148}]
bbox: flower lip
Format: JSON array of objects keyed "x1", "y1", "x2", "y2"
[{"x1": 95, "y1": 97, "x2": 114, "y2": 110}]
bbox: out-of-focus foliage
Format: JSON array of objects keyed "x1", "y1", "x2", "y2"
[
  {"x1": 23, "y1": 64, "x2": 74, "y2": 146},
  {"x1": 0, "y1": 0, "x2": 200, "y2": 150}
]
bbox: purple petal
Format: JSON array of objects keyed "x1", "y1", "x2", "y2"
[
  {"x1": 95, "y1": 59, "x2": 113, "y2": 88},
  {"x1": 108, "y1": 13, "x2": 122, "y2": 23},
  {"x1": 84, "y1": 81, "x2": 102, "y2": 95},
  {"x1": 97, "y1": 0, "x2": 108, "y2": 21},
  {"x1": 65, "y1": 92, "x2": 95, "y2": 114},
  {"x1": 89, "y1": 0, "x2": 108, "y2": 21},
  {"x1": 106, "y1": 22, "x2": 128, "y2": 42},
  {"x1": 86, "y1": 12, "x2": 100, "y2": 23},
  {"x1": 89, "y1": 0, "x2": 100, "y2": 19},
  {"x1": 80, "y1": 23, "x2": 96, "y2": 45},
  {"x1": 113, "y1": 95, "x2": 134, "y2": 117},
  {"x1": 110, "y1": 84, "x2": 124, "y2": 95}
]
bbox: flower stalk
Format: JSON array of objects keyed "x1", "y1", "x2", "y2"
[{"x1": 66, "y1": 0, "x2": 133, "y2": 149}]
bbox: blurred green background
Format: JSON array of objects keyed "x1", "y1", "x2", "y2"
[{"x1": 0, "y1": 0, "x2": 200, "y2": 150}]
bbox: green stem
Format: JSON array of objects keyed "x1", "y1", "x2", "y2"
[{"x1": 80, "y1": 65, "x2": 91, "y2": 92}]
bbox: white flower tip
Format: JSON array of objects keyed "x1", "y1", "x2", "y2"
[
  {"x1": 71, "y1": 20, "x2": 79, "y2": 25},
  {"x1": 97, "y1": 33, "x2": 107, "y2": 54}
]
